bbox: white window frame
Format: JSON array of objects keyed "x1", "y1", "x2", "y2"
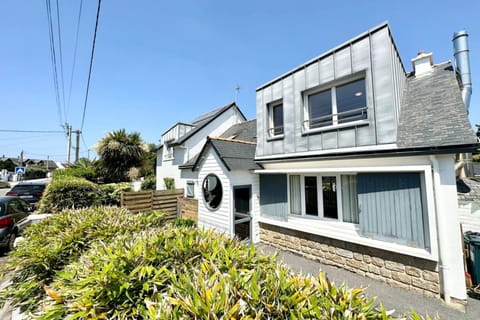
[
  {"x1": 287, "y1": 173, "x2": 344, "y2": 222},
  {"x1": 267, "y1": 100, "x2": 284, "y2": 140},
  {"x1": 186, "y1": 180, "x2": 195, "y2": 198},
  {"x1": 163, "y1": 145, "x2": 174, "y2": 160},
  {"x1": 303, "y1": 75, "x2": 368, "y2": 133}
]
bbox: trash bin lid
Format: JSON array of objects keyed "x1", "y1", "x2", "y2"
[{"x1": 465, "y1": 232, "x2": 480, "y2": 245}]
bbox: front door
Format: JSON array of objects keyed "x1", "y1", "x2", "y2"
[{"x1": 233, "y1": 185, "x2": 251, "y2": 241}]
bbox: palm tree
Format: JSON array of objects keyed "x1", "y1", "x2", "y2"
[{"x1": 95, "y1": 129, "x2": 146, "y2": 183}]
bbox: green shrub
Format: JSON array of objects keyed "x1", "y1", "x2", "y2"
[
  {"x1": 24, "y1": 166, "x2": 47, "y2": 179},
  {"x1": 164, "y1": 177, "x2": 175, "y2": 190},
  {"x1": 473, "y1": 153, "x2": 480, "y2": 163},
  {"x1": 53, "y1": 167, "x2": 96, "y2": 181},
  {"x1": 38, "y1": 176, "x2": 101, "y2": 213},
  {"x1": 99, "y1": 182, "x2": 133, "y2": 206},
  {"x1": 0, "y1": 207, "x2": 434, "y2": 319},
  {"x1": 0, "y1": 207, "x2": 167, "y2": 313},
  {"x1": 172, "y1": 218, "x2": 196, "y2": 228},
  {"x1": 141, "y1": 175, "x2": 156, "y2": 190},
  {"x1": 0, "y1": 181, "x2": 9, "y2": 188}
]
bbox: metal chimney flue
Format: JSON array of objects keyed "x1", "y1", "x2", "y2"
[{"x1": 452, "y1": 30, "x2": 472, "y2": 113}]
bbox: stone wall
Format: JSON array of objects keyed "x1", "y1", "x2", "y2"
[{"x1": 260, "y1": 223, "x2": 440, "y2": 298}]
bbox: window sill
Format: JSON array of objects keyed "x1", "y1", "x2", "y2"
[
  {"x1": 302, "y1": 119, "x2": 369, "y2": 135},
  {"x1": 257, "y1": 215, "x2": 437, "y2": 261},
  {"x1": 266, "y1": 134, "x2": 284, "y2": 142}
]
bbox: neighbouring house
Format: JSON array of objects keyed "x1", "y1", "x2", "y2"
[
  {"x1": 249, "y1": 22, "x2": 476, "y2": 303},
  {"x1": 156, "y1": 102, "x2": 247, "y2": 192},
  {"x1": 179, "y1": 120, "x2": 260, "y2": 240}
]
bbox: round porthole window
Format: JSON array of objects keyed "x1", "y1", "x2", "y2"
[{"x1": 202, "y1": 174, "x2": 222, "y2": 210}]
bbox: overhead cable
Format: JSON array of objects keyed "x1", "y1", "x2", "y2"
[
  {"x1": 67, "y1": 0, "x2": 83, "y2": 116},
  {"x1": 80, "y1": 0, "x2": 102, "y2": 132}
]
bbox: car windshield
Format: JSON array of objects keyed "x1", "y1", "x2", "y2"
[
  {"x1": 0, "y1": 203, "x2": 5, "y2": 216},
  {"x1": 11, "y1": 185, "x2": 45, "y2": 193}
]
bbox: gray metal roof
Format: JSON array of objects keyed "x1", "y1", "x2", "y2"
[{"x1": 397, "y1": 62, "x2": 478, "y2": 148}]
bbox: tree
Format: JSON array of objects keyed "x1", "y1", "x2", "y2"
[{"x1": 95, "y1": 129, "x2": 146, "y2": 183}]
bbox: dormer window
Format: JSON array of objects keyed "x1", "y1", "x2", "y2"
[
  {"x1": 304, "y1": 78, "x2": 367, "y2": 131},
  {"x1": 267, "y1": 101, "x2": 284, "y2": 138}
]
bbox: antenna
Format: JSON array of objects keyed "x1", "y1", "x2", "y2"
[{"x1": 235, "y1": 84, "x2": 241, "y2": 102}]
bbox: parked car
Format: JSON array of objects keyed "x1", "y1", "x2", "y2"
[
  {"x1": 6, "y1": 181, "x2": 48, "y2": 205},
  {"x1": 0, "y1": 196, "x2": 33, "y2": 253}
]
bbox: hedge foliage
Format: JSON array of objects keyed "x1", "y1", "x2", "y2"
[
  {"x1": 99, "y1": 182, "x2": 133, "y2": 206},
  {"x1": 38, "y1": 176, "x2": 101, "y2": 213},
  {"x1": 0, "y1": 207, "x2": 435, "y2": 320},
  {"x1": 52, "y1": 167, "x2": 96, "y2": 181},
  {"x1": 0, "y1": 207, "x2": 166, "y2": 315}
]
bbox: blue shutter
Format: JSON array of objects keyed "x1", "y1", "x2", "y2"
[
  {"x1": 357, "y1": 173, "x2": 428, "y2": 249},
  {"x1": 259, "y1": 174, "x2": 288, "y2": 220}
]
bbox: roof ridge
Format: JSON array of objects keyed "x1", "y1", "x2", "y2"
[{"x1": 209, "y1": 136, "x2": 256, "y2": 145}]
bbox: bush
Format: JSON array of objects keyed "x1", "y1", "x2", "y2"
[
  {"x1": 164, "y1": 177, "x2": 175, "y2": 190},
  {"x1": 172, "y1": 218, "x2": 196, "y2": 228},
  {"x1": 141, "y1": 175, "x2": 156, "y2": 190},
  {"x1": 0, "y1": 181, "x2": 9, "y2": 188},
  {"x1": 0, "y1": 207, "x2": 167, "y2": 314},
  {"x1": 99, "y1": 182, "x2": 133, "y2": 206},
  {"x1": 53, "y1": 167, "x2": 96, "y2": 182},
  {"x1": 24, "y1": 166, "x2": 47, "y2": 179},
  {"x1": 38, "y1": 176, "x2": 101, "y2": 213}
]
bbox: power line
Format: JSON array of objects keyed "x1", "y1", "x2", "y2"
[
  {"x1": 45, "y1": 0, "x2": 63, "y2": 126},
  {"x1": 0, "y1": 129, "x2": 64, "y2": 133},
  {"x1": 67, "y1": 0, "x2": 83, "y2": 117},
  {"x1": 55, "y1": 0, "x2": 67, "y2": 120},
  {"x1": 80, "y1": 0, "x2": 102, "y2": 132}
]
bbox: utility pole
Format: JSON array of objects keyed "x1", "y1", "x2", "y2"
[
  {"x1": 75, "y1": 130, "x2": 81, "y2": 163},
  {"x1": 66, "y1": 124, "x2": 72, "y2": 166}
]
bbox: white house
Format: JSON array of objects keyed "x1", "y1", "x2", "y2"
[
  {"x1": 189, "y1": 23, "x2": 478, "y2": 304},
  {"x1": 252, "y1": 23, "x2": 477, "y2": 303},
  {"x1": 156, "y1": 102, "x2": 246, "y2": 193},
  {"x1": 180, "y1": 120, "x2": 260, "y2": 240}
]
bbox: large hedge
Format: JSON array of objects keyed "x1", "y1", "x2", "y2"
[
  {"x1": 38, "y1": 176, "x2": 101, "y2": 213},
  {"x1": 53, "y1": 167, "x2": 96, "y2": 182},
  {"x1": 0, "y1": 207, "x2": 435, "y2": 319}
]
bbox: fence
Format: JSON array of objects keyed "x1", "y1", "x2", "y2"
[
  {"x1": 120, "y1": 189, "x2": 184, "y2": 220},
  {"x1": 179, "y1": 197, "x2": 198, "y2": 222}
]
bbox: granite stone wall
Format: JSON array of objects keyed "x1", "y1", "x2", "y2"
[{"x1": 259, "y1": 223, "x2": 440, "y2": 298}]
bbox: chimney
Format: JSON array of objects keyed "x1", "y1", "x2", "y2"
[
  {"x1": 411, "y1": 51, "x2": 433, "y2": 76},
  {"x1": 453, "y1": 30, "x2": 472, "y2": 113}
]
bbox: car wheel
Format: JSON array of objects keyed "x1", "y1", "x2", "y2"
[{"x1": 7, "y1": 232, "x2": 16, "y2": 252}]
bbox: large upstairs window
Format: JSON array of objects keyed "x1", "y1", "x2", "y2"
[{"x1": 305, "y1": 78, "x2": 367, "y2": 131}]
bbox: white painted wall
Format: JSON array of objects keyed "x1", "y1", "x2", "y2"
[
  {"x1": 196, "y1": 147, "x2": 258, "y2": 238},
  {"x1": 156, "y1": 106, "x2": 245, "y2": 190},
  {"x1": 197, "y1": 148, "x2": 231, "y2": 234}
]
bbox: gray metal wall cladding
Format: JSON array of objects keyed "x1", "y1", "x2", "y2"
[
  {"x1": 259, "y1": 174, "x2": 288, "y2": 220},
  {"x1": 357, "y1": 173, "x2": 428, "y2": 249},
  {"x1": 256, "y1": 25, "x2": 405, "y2": 158}
]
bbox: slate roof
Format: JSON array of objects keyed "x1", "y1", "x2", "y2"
[
  {"x1": 169, "y1": 102, "x2": 246, "y2": 146},
  {"x1": 397, "y1": 62, "x2": 477, "y2": 148},
  {"x1": 220, "y1": 119, "x2": 257, "y2": 142},
  {"x1": 180, "y1": 120, "x2": 261, "y2": 171}
]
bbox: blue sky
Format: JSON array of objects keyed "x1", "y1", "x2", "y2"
[{"x1": 1, "y1": 0, "x2": 479, "y2": 162}]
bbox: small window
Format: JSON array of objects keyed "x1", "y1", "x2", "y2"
[
  {"x1": 202, "y1": 174, "x2": 222, "y2": 210},
  {"x1": 186, "y1": 181, "x2": 195, "y2": 198},
  {"x1": 164, "y1": 145, "x2": 174, "y2": 160},
  {"x1": 305, "y1": 77, "x2": 367, "y2": 130},
  {"x1": 267, "y1": 101, "x2": 284, "y2": 137}
]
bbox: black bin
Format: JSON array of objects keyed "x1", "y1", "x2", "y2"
[{"x1": 465, "y1": 231, "x2": 480, "y2": 285}]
